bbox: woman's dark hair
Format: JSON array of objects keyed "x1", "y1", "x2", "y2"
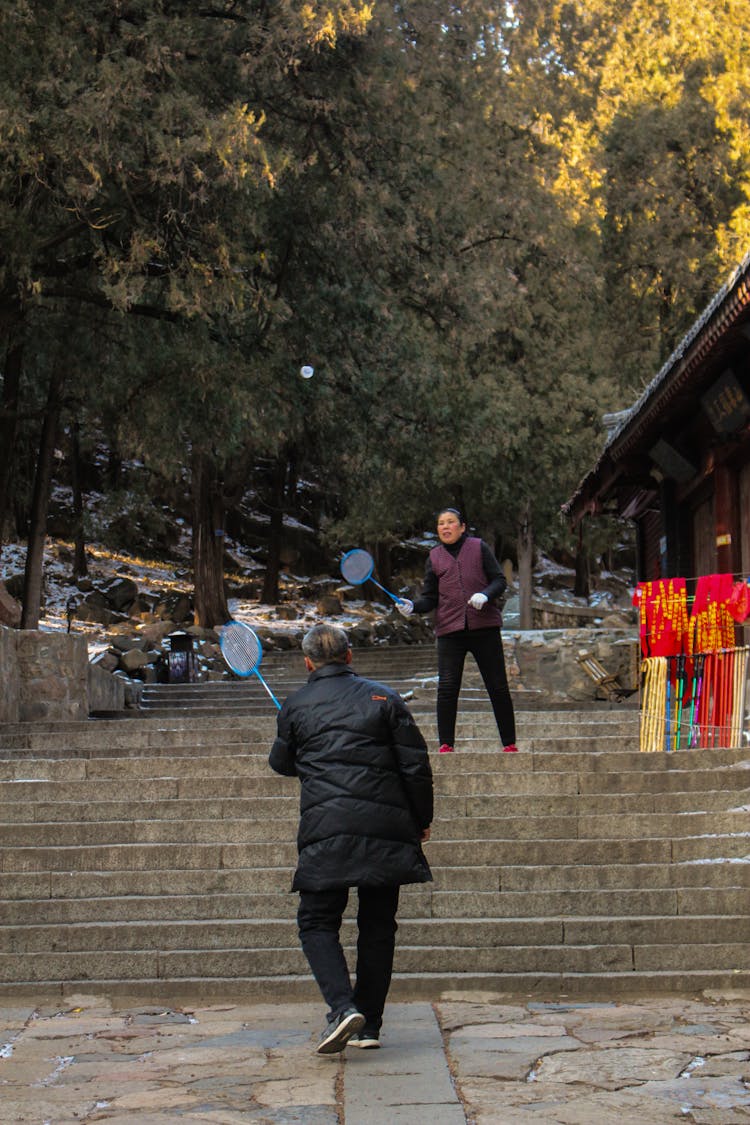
[{"x1": 437, "y1": 507, "x2": 464, "y2": 523}]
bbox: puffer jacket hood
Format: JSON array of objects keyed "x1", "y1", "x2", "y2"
[{"x1": 269, "y1": 662, "x2": 433, "y2": 892}]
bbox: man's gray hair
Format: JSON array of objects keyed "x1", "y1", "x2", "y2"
[{"x1": 302, "y1": 623, "x2": 351, "y2": 667}]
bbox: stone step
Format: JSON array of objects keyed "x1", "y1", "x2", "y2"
[
  {"x1": 5, "y1": 968, "x2": 748, "y2": 1002},
  {"x1": 2, "y1": 916, "x2": 567, "y2": 952},
  {"x1": 3, "y1": 935, "x2": 750, "y2": 985},
  {"x1": 0, "y1": 660, "x2": 746, "y2": 996},
  {"x1": 0, "y1": 715, "x2": 643, "y2": 754},
  {"x1": 131, "y1": 699, "x2": 553, "y2": 719},
  {"x1": 501, "y1": 860, "x2": 750, "y2": 891},
  {"x1": 0, "y1": 733, "x2": 661, "y2": 769},
  {"x1": 0, "y1": 738, "x2": 741, "y2": 768},
  {"x1": 1, "y1": 785, "x2": 745, "y2": 825},
  {"x1": 1, "y1": 778, "x2": 746, "y2": 814},
  {"x1": 3, "y1": 829, "x2": 749, "y2": 880},
  {"x1": 5, "y1": 856, "x2": 750, "y2": 919},
  {"x1": 0, "y1": 842, "x2": 683, "y2": 899},
  {"x1": 16, "y1": 913, "x2": 744, "y2": 953},
  {"x1": 12, "y1": 693, "x2": 532, "y2": 729},
  {"x1": 0, "y1": 749, "x2": 745, "y2": 788},
  {"x1": 0, "y1": 702, "x2": 639, "y2": 733},
  {"x1": 1, "y1": 807, "x2": 748, "y2": 849},
  {"x1": 0, "y1": 731, "x2": 645, "y2": 759},
  {"x1": 0, "y1": 737, "x2": 654, "y2": 767},
  {"x1": 3, "y1": 857, "x2": 749, "y2": 925},
  {"x1": 421, "y1": 886, "x2": 750, "y2": 918}
]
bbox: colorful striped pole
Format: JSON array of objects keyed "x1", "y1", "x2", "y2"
[
  {"x1": 670, "y1": 657, "x2": 674, "y2": 751},
  {"x1": 688, "y1": 653, "x2": 705, "y2": 749},
  {"x1": 674, "y1": 655, "x2": 686, "y2": 750}
]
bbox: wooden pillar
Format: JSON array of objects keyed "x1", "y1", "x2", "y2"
[
  {"x1": 714, "y1": 463, "x2": 739, "y2": 574},
  {"x1": 658, "y1": 479, "x2": 680, "y2": 577}
]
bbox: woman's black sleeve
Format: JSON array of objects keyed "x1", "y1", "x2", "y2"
[
  {"x1": 480, "y1": 541, "x2": 508, "y2": 601},
  {"x1": 412, "y1": 556, "x2": 439, "y2": 614}
]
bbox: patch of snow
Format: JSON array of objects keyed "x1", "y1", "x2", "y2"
[
  {"x1": 682, "y1": 855, "x2": 750, "y2": 865},
  {"x1": 679, "y1": 1056, "x2": 706, "y2": 1079},
  {"x1": 33, "y1": 1056, "x2": 74, "y2": 1087},
  {"x1": 694, "y1": 832, "x2": 750, "y2": 839}
]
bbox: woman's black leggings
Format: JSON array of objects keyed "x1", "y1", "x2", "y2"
[{"x1": 436, "y1": 626, "x2": 516, "y2": 748}]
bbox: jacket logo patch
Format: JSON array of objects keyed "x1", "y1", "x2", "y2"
[{"x1": 371, "y1": 694, "x2": 387, "y2": 701}]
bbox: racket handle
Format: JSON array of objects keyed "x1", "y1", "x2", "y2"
[
  {"x1": 254, "y1": 670, "x2": 281, "y2": 710},
  {"x1": 370, "y1": 577, "x2": 401, "y2": 603}
]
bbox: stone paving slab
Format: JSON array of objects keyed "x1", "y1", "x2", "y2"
[
  {"x1": 439, "y1": 989, "x2": 750, "y2": 1123},
  {"x1": 344, "y1": 1002, "x2": 465, "y2": 1124},
  {"x1": 1, "y1": 990, "x2": 750, "y2": 1122}
]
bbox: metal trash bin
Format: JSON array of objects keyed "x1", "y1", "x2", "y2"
[{"x1": 168, "y1": 631, "x2": 196, "y2": 684}]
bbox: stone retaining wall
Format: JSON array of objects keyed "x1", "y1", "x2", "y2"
[
  {"x1": 87, "y1": 661, "x2": 126, "y2": 715},
  {"x1": 0, "y1": 626, "x2": 20, "y2": 722},
  {"x1": 15, "y1": 631, "x2": 89, "y2": 722},
  {"x1": 505, "y1": 628, "x2": 640, "y2": 701},
  {"x1": 531, "y1": 600, "x2": 634, "y2": 630},
  {"x1": 0, "y1": 626, "x2": 125, "y2": 721}
]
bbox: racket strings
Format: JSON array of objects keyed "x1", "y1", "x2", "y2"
[
  {"x1": 222, "y1": 625, "x2": 262, "y2": 672},
  {"x1": 341, "y1": 549, "x2": 374, "y2": 585}
]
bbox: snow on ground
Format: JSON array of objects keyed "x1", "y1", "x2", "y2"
[
  {"x1": 0, "y1": 536, "x2": 405, "y2": 652},
  {"x1": 1, "y1": 535, "x2": 637, "y2": 656}
]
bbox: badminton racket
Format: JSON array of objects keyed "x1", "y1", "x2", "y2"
[
  {"x1": 219, "y1": 621, "x2": 281, "y2": 709},
  {"x1": 340, "y1": 549, "x2": 407, "y2": 607}
]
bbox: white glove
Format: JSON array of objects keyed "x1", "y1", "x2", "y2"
[
  {"x1": 396, "y1": 598, "x2": 414, "y2": 617},
  {"x1": 468, "y1": 593, "x2": 488, "y2": 610}
]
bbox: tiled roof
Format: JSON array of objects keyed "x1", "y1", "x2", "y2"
[{"x1": 564, "y1": 247, "x2": 750, "y2": 515}]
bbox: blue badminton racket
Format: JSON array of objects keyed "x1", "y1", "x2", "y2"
[
  {"x1": 219, "y1": 621, "x2": 281, "y2": 709},
  {"x1": 340, "y1": 548, "x2": 407, "y2": 606}
]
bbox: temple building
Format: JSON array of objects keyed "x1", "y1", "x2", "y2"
[{"x1": 565, "y1": 251, "x2": 750, "y2": 584}]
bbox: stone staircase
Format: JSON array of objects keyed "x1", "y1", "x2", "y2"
[
  {"x1": 135, "y1": 643, "x2": 545, "y2": 717},
  {"x1": 1, "y1": 644, "x2": 749, "y2": 999}
]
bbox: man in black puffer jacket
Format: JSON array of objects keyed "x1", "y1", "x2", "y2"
[{"x1": 269, "y1": 623, "x2": 433, "y2": 1055}]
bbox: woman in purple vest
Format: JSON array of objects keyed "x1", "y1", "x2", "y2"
[{"x1": 400, "y1": 508, "x2": 518, "y2": 754}]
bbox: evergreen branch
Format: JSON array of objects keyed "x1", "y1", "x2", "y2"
[
  {"x1": 37, "y1": 287, "x2": 183, "y2": 323},
  {"x1": 458, "y1": 232, "x2": 524, "y2": 253},
  {"x1": 34, "y1": 221, "x2": 92, "y2": 256}
]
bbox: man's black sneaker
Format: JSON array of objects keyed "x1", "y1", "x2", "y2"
[
  {"x1": 316, "y1": 1007, "x2": 365, "y2": 1055},
  {"x1": 348, "y1": 1028, "x2": 380, "y2": 1049}
]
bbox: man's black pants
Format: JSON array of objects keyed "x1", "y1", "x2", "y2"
[
  {"x1": 437, "y1": 626, "x2": 516, "y2": 747},
  {"x1": 297, "y1": 885, "x2": 400, "y2": 1031}
]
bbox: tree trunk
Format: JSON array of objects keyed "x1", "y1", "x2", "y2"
[
  {"x1": 106, "y1": 434, "x2": 122, "y2": 490},
  {"x1": 374, "y1": 542, "x2": 392, "y2": 592},
  {"x1": 517, "y1": 499, "x2": 534, "y2": 631},
  {"x1": 70, "y1": 420, "x2": 88, "y2": 579},
  {"x1": 573, "y1": 520, "x2": 590, "y2": 599},
  {"x1": 0, "y1": 309, "x2": 24, "y2": 557},
  {"x1": 261, "y1": 457, "x2": 286, "y2": 605},
  {"x1": 20, "y1": 366, "x2": 64, "y2": 629},
  {"x1": 191, "y1": 449, "x2": 230, "y2": 628}
]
